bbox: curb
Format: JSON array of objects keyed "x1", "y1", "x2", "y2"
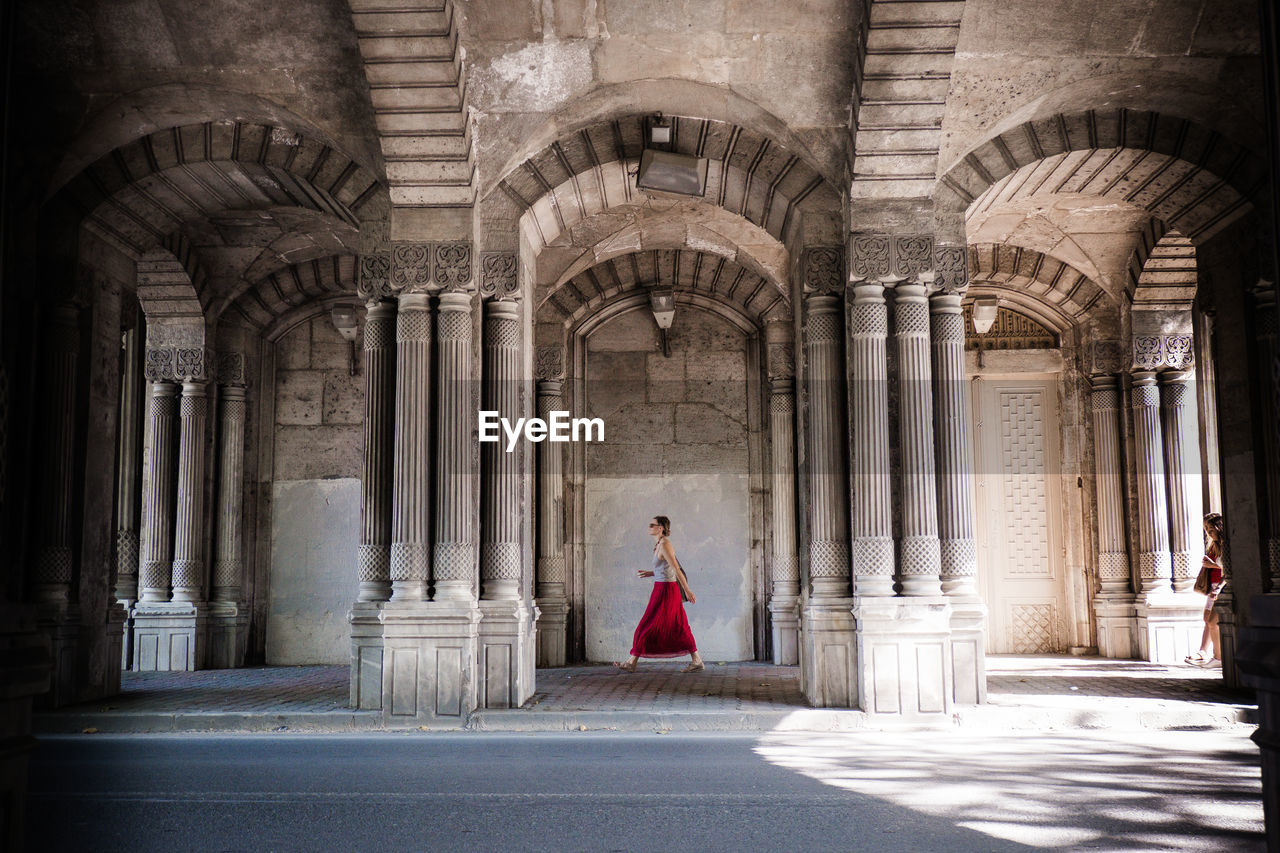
[{"x1": 35, "y1": 701, "x2": 1256, "y2": 736}]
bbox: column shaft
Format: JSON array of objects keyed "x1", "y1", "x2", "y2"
[
  {"x1": 930, "y1": 292, "x2": 976, "y2": 596},
  {"x1": 850, "y1": 283, "x2": 895, "y2": 596},
  {"x1": 481, "y1": 300, "x2": 522, "y2": 600},
  {"x1": 139, "y1": 381, "x2": 179, "y2": 602},
  {"x1": 536, "y1": 380, "x2": 567, "y2": 595},
  {"x1": 1132, "y1": 371, "x2": 1173, "y2": 593},
  {"x1": 114, "y1": 323, "x2": 143, "y2": 602},
  {"x1": 390, "y1": 293, "x2": 432, "y2": 601},
  {"x1": 171, "y1": 382, "x2": 208, "y2": 603},
  {"x1": 358, "y1": 300, "x2": 396, "y2": 601},
  {"x1": 1161, "y1": 372, "x2": 1202, "y2": 592},
  {"x1": 1255, "y1": 285, "x2": 1280, "y2": 589},
  {"x1": 769, "y1": 379, "x2": 799, "y2": 600},
  {"x1": 1091, "y1": 376, "x2": 1131, "y2": 596},
  {"x1": 895, "y1": 282, "x2": 941, "y2": 596},
  {"x1": 35, "y1": 305, "x2": 79, "y2": 604},
  {"x1": 212, "y1": 386, "x2": 246, "y2": 601},
  {"x1": 434, "y1": 291, "x2": 476, "y2": 601},
  {"x1": 804, "y1": 294, "x2": 851, "y2": 598}
]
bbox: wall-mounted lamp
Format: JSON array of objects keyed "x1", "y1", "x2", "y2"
[
  {"x1": 650, "y1": 288, "x2": 675, "y2": 357},
  {"x1": 330, "y1": 304, "x2": 360, "y2": 376},
  {"x1": 971, "y1": 296, "x2": 999, "y2": 368},
  {"x1": 649, "y1": 114, "x2": 672, "y2": 146}
]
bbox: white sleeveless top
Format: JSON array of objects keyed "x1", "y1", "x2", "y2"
[{"x1": 652, "y1": 538, "x2": 676, "y2": 582}]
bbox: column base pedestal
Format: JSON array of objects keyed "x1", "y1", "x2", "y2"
[
  {"x1": 947, "y1": 595, "x2": 986, "y2": 705},
  {"x1": 853, "y1": 596, "x2": 954, "y2": 717},
  {"x1": 131, "y1": 602, "x2": 207, "y2": 671},
  {"x1": 348, "y1": 601, "x2": 386, "y2": 710},
  {"x1": 35, "y1": 603, "x2": 80, "y2": 709},
  {"x1": 800, "y1": 597, "x2": 857, "y2": 708},
  {"x1": 769, "y1": 595, "x2": 800, "y2": 665},
  {"x1": 1136, "y1": 592, "x2": 1206, "y2": 664},
  {"x1": 1094, "y1": 596, "x2": 1138, "y2": 659},
  {"x1": 207, "y1": 601, "x2": 249, "y2": 669},
  {"x1": 380, "y1": 600, "x2": 481, "y2": 720},
  {"x1": 478, "y1": 600, "x2": 537, "y2": 709},
  {"x1": 535, "y1": 596, "x2": 570, "y2": 668}
]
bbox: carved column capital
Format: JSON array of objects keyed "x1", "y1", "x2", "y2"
[
  {"x1": 802, "y1": 247, "x2": 845, "y2": 295},
  {"x1": 478, "y1": 252, "x2": 519, "y2": 301}
]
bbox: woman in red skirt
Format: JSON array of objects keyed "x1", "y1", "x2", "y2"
[{"x1": 616, "y1": 515, "x2": 704, "y2": 673}]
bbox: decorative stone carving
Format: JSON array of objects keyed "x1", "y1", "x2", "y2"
[
  {"x1": 1133, "y1": 335, "x2": 1194, "y2": 370},
  {"x1": 933, "y1": 246, "x2": 968, "y2": 294},
  {"x1": 802, "y1": 247, "x2": 844, "y2": 294},
  {"x1": 892, "y1": 236, "x2": 934, "y2": 278},
  {"x1": 850, "y1": 236, "x2": 891, "y2": 280},
  {"x1": 216, "y1": 352, "x2": 246, "y2": 387},
  {"x1": 767, "y1": 343, "x2": 795, "y2": 379},
  {"x1": 535, "y1": 346, "x2": 565, "y2": 381},
  {"x1": 1089, "y1": 341, "x2": 1123, "y2": 374},
  {"x1": 391, "y1": 242, "x2": 432, "y2": 291},
  {"x1": 174, "y1": 348, "x2": 211, "y2": 381},
  {"x1": 434, "y1": 242, "x2": 473, "y2": 291},
  {"x1": 479, "y1": 252, "x2": 519, "y2": 300},
  {"x1": 144, "y1": 347, "x2": 176, "y2": 381},
  {"x1": 358, "y1": 252, "x2": 393, "y2": 302},
  {"x1": 965, "y1": 306, "x2": 1057, "y2": 350}
]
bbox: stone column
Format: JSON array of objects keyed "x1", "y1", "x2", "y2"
[
  {"x1": 849, "y1": 282, "x2": 895, "y2": 597},
  {"x1": 171, "y1": 381, "x2": 208, "y2": 604},
  {"x1": 390, "y1": 292, "x2": 432, "y2": 602},
  {"x1": 113, "y1": 323, "x2": 143, "y2": 603},
  {"x1": 209, "y1": 381, "x2": 248, "y2": 669},
  {"x1": 34, "y1": 304, "x2": 80, "y2": 607},
  {"x1": 481, "y1": 300, "x2": 521, "y2": 601},
  {"x1": 1090, "y1": 374, "x2": 1136, "y2": 658},
  {"x1": 534, "y1": 350, "x2": 570, "y2": 667},
  {"x1": 434, "y1": 290, "x2": 477, "y2": 602},
  {"x1": 358, "y1": 300, "x2": 396, "y2": 602},
  {"x1": 1161, "y1": 371, "x2": 1202, "y2": 593},
  {"x1": 766, "y1": 323, "x2": 800, "y2": 664},
  {"x1": 930, "y1": 288, "x2": 984, "y2": 704},
  {"x1": 1132, "y1": 371, "x2": 1173, "y2": 594},
  {"x1": 804, "y1": 293, "x2": 851, "y2": 598},
  {"x1": 895, "y1": 281, "x2": 941, "y2": 596},
  {"x1": 138, "y1": 379, "x2": 179, "y2": 603},
  {"x1": 1255, "y1": 284, "x2": 1280, "y2": 590}
]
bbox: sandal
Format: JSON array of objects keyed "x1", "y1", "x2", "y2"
[
  {"x1": 1184, "y1": 652, "x2": 1211, "y2": 664},
  {"x1": 680, "y1": 663, "x2": 705, "y2": 673},
  {"x1": 614, "y1": 660, "x2": 637, "y2": 673}
]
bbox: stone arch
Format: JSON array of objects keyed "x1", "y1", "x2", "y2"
[
  {"x1": 968, "y1": 243, "x2": 1116, "y2": 332},
  {"x1": 136, "y1": 237, "x2": 205, "y2": 326},
  {"x1": 224, "y1": 255, "x2": 358, "y2": 331},
  {"x1": 1133, "y1": 231, "x2": 1197, "y2": 311},
  {"x1": 491, "y1": 113, "x2": 841, "y2": 253}
]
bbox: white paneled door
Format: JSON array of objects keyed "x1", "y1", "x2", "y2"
[{"x1": 971, "y1": 377, "x2": 1068, "y2": 654}]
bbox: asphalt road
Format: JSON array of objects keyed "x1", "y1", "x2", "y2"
[{"x1": 27, "y1": 729, "x2": 1265, "y2": 852}]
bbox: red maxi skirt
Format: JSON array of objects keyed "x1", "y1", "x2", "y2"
[{"x1": 630, "y1": 581, "x2": 698, "y2": 658}]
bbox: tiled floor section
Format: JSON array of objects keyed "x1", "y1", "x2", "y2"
[{"x1": 60, "y1": 655, "x2": 1248, "y2": 716}]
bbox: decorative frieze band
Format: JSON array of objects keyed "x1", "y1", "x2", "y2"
[
  {"x1": 849, "y1": 235, "x2": 937, "y2": 282},
  {"x1": 802, "y1": 247, "x2": 844, "y2": 294},
  {"x1": 479, "y1": 252, "x2": 519, "y2": 300},
  {"x1": 1132, "y1": 335, "x2": 1194, "y2": 370},
  {"x1": 387, "y1": 242, "x2": 474, "y2": 293}
]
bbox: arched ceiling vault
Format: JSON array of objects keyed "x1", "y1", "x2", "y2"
[
  {"x1": 968, "y1": 243, "x2": 1116, "y2": 332},
  {"x1": 492, "y1": 114, "x2": 841, "y2": 253},
  {"x1": 539, "y1": 249, "x2": 788, "y2": 329},
  {"x1": 224, "y1": 254, "x2": 357, "y2": 331}
]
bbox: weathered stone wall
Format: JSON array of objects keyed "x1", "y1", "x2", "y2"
[
  {"x1": 581, "y1": 306, "x2": 755, "y2": 662},
  {"x1": 266, "y1": 316, "x2": 364, "y2": 664}
]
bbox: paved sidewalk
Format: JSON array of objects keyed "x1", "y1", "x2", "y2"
[{"x1": 35, "y1": 655, "x2": 1254, "y2": 734}]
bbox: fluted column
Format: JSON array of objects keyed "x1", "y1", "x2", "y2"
[
  {"x1": 535, "y1": 377, "x2": 567, "y2": 599},
  {"x1": 804, "y1": 293, "x2": 851, "y2": 598},
  {"x1": 212, "y1": 386, "x2": 246, "y2": 602},
  {"x1": 1132, "y1": 371, "x2": 1173, "y2": 593},
  {"x1": 481, "y1": 300, "x2": 521, "y2": 601},
  {"x1": 1161, "y1": 371, "x2": 1202, "y2": 593},
  {"x1": 113, "y1": 323, "x2": 143, "y2": 603},
  {"x1": 930, "y1": 291, "x2": 977, "y2": 596},
  {"x1": 1091, "y1": 375, "x2": 1132, "y2": 597},
  {"x1": 434, "y1": 291, "x2": 476, "y2": 601},
  {"x1": 390, "y1": 292, "x2": 432, "y2": 602},
  {"x1": 895, "y1": 281, "x2": 941, "y2": 596},
  {"x1": 849, "y1": 282, "x2": 895, "y2": 597},
  {"x1": 171, "y1": 382, "x2": 208, "y2": 603},
  {"x1": 139, "y1": 379, "x2": 179, "y2": 602},
  {"x1": 769, "y1": 376, "x2": 799, "y2": 601},
  {"x1": 358, "y1": 300, "x2": 396, "y2": 602},
  {"x1": 34, "y1": 305, "x2": 80, "y2": 605}
]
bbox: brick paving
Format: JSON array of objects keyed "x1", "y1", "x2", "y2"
[{"x1": 55, "y1": 654, "x2": 1250, "y2": 718}]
